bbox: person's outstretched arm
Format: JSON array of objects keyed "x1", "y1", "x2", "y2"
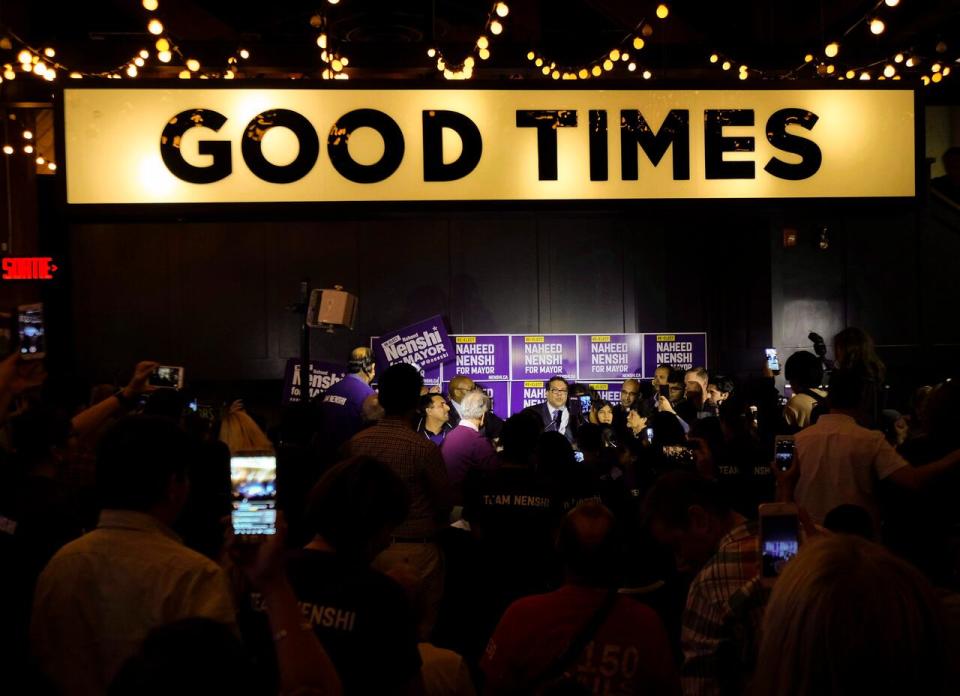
[{"x1": 71, "y1": 360, "x2": 157, "y2": 437}]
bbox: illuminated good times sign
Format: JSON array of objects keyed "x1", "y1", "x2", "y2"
[{"x1": 62, "y1": 87, "x2": 916, "y2": 204}]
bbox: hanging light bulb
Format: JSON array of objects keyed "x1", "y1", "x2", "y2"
[
  {"x1": 341, "y1": 56, "x2": 349, "y2": 66},
  {"x1": 479, "y1": 48, "x2": 490, "y2": 60},
  {"x1": 944, "y1": 66, "x2": 952, "y2": 76},
  {"x1": 317, "y1": 34, "x2": 328, "y2": 49},
  {"x1": 4, "y1": 68, "x2": 16, "y2": 80},
  {"x1": 905, "y1": 56, "x2": 917, "y2": 67},
  {"x1": 148, "y1": 19, "x2": 164, "y2": 35},
  {"x1": 578, "y1": 68, "x2": 589, "y2": 79},
  {"x1": 656, "y1": 4, "x2": 669, "y2": 19},
  {"x1": 158, "y1": 50, "x2": 172, "y2": 63},
  {"x1": 490, "y1": 20, "x2": 503, "y2": 35},
  {"x1": 602, "y1": 59, "x2": 614, "y2": 71},
  {"x1": 126, "y1": 64, "x2": 138, "y2": 77},
  {"x1": 534, "y1": 57, "x2": 543, "y2": 67},
  {"x1": 709, "y1": 54, "x2": 719, "y2": 63},
  {"x1": 224, "y1": 70, "x2": 235, "y2": 79},
  {"x1": 186, "y1": 58, "x2": 200, "y2": 72},
  {"x1": 739, "y1": 72, "x2": 748, "y2": 80},
  {"x1": 33, "y1": 63, "x2": 46, "y2": 76},
  {"x1": 883, "y1": 64, "x2": 895, "y2": 78},
  {"x1": 477, "y1": 36, "x2": 489, "y2": 50},
  {"x1": 804, "y1": 53, "x2": 814, "y2": 63},
  {"x1": 43, "y1": 47, "x2": 55, "y2": 58},
  {"x1": 155, "y1": 38, "x2": 170, "y2": 52},
  {"x1": 621, "y1": 52, "x2": 629, "y2": 61},
  {"x1": 921, "y1": 75, "x2": 930, "y2": 85},
  {"x1": 633, "y1": 37, "x2": 645, "y2": 50},
  {"x1": 22, "y1": 130, "x2": 32, "y2": 140},
  {"x1": 48, "y1": 162, "x2": 56, "y2": 171},
  {"x1": 826, "y1": 64, "x2": 836, "y2": 74},
  {"x1": 642, "y1": 70, "x2": 652, "y2": 79},
  {"x1": 884, "y1": 0, "x2": 899, "y2": 5},
  {"x1": 17, "y1": 50, "x2": 32, "y2": 65},
  {"x1": 142, "y1": 0, "x2": 159, "y2": 9},
  {"x1": 932, "y1": 72, "x2": 943, "y2": 83},
  {"x1": 35, "y1": 156, "x2": 45, "y2": 165},
  {"x1": 23, "y1": 144, "x2": 33, "y2": 154},
  {"x1": 628, "y1": 62, "x2": 637, "y2": 72},
  {"x1": 2, "y1": 146, "x2": 12, "y2": 155},
  {"x1": 495, "y1": 2, "x2": 509, "y2": 17},
  {"x1": 239, "y1": 49, "x2": 250, "y2": 59},
  {"x1": 178, "y1": 70, "x2": 191, "y2": 79},
  {"x1": 932, "y1": 62, "x2": 942, "y2": 73},
  {"x1": 551, "y1": 70, "x2": 560, "y2": 80},
  {"x1": 134, "y1": 57, "x2": 145, "y2": 67},
  {"x1": 328, "y1": 0, "x2": 340, "y2": 4},
  {"x1": 869, "y1": 18, "x2": 885, "y2": 35},
  {"x1": 591, "y1": 65, "x2": 602, "y2": 76},
  {"x1": 721, "y1": 61, "x2": 731, "y2": 70},
  {"x1": 69, "y1": 71, "x2": 82, "y2": 78},
  {"x1": 332, "y1": 59, "x2": 343, "y2": 72},
  {"x1": 609, "y1": 49, "x2": 621, "y2": 61},
  {"x1": 825, "y1": 42, "x2": 839, "y2": 58},
  {"x1": 859, "y1": 71, "x2": 871, "y2": 80},
  {"x1": 894, "y1": 53, "x2": 904, "y2": 63}
]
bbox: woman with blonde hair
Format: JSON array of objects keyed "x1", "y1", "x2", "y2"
[
  {"x1": 218, "y1": 400, "x2": 273, "y2": 454},
  {"x1": 753, "y1": 534, "x2": 947, "y2": 696}
]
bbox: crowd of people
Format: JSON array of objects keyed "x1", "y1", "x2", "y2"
[{"x1": 1, "y1": 326, "x2": 958, "y2": 695}]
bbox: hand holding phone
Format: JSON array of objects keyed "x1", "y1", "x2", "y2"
[
  {"x1": 148, "y1": 365, "x2": 185, "y2": 390},
  {"x1": 774, "y1": 435, "x2": 796, "y2": 473},
  {"x1": 231, "y1": 453, "x2": 278, "y2": 538},
  {"x1": 17, "y1": 303, "x2": 45, "y2": 360},
  {"x1": 765, "y1": 348, "x2": 780, "y2": 375},
  {"x1": 759, "y1": 503, "x2": 801, "y2": 586}
]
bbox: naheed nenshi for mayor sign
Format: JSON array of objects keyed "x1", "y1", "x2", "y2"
[{"x1": 62, "y1": 86, "x2": 916, "y2": 204}]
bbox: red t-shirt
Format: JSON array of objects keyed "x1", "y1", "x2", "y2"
[{"x1": 481, "y1": 584, "x2": 681, "y2": 695}]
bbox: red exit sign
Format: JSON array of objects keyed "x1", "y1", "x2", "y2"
[{"x1": 2, "y1": 257, "x2": 58, "y2": 280}]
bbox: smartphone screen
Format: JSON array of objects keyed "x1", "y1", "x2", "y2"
[
  {"x1": 231, "y1": 454, "x2": 277, "y2": 536},
  {"x1": 760, "y1": 512, "x2": 800, "y2": 579},
  {"x1": 765, "y1": 348, "x2": 780, "y2": 372},
  {"x1": 573, "y1": 450, "x2": 585, "y2": 463},
  {"x1": 149, "y1": 365, "x2": 183, "y2": 390},
  {"x1": 645, "y1": 426, "x2": 654, "y2": 442},
  {"x1": 577, "y1": 395, "x2": 592, "y2": 413},
  {"x1": 774, "y1": 437, "x2": 796, "y2": 472},
  {"x1": 17, "y1": 303, "x2": 45, "y2": 359},
  {"x1": 658, "y1": 384, "x2": 670, "y2": 399}
]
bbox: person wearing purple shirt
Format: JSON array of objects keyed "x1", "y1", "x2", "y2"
[
  {"x1": 440, "y1": 390, "x2": 499, "y2": 506},
  {"x1": 417, "y1": 393, "x2": 452, "y2": 446},
  {"x1": 317, "y1": 347, "x2": 376, "y2": 456}
]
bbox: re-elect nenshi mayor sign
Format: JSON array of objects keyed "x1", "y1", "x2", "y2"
[
  {"x1": 62, "y1": 87, "x2": 916, "y2": 204},
  {"x1": 373, "y1": 315, "x2": 455, "y2": 375}
]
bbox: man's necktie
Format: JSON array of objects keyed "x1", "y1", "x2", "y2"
[{"x1": 553, "y1": 408, "x2": 562, "y2": 431}]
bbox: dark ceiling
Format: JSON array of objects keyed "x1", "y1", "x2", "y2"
[{"x1": 0, "y1": 0, "x2": 958, "y2": 90}]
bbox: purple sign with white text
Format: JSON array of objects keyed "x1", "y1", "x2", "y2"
[
  {"x1": 282, "y1": 359, "x2": 347, "y2": 405},
  {"x1": 511, "y1": 335, "x2": 577, "y2": 381},
  {"x1": 585, "y1": 382, "x2": 624, "y2": 405},
  {"x1": 446, "y1": 335, "x2": 511, "y2": 381},
  {"x1": 577, "y1": 334, "x2": 643, "y2": 380},
  {"x1": 642, "y1": 333, "x2": 708, "y2": 375},
  {"x1": 443, "y1": 380, "x2": 510, "y2": 417},
  {"x1": 373, "y1": 315, "x2": 455, "y2": 376},
  {"x1": 510, "y1": 380, "x2": 549, "y2": 412}
]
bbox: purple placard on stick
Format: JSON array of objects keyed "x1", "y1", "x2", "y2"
[
  {"x1": 509, "y1": 380, "x2": 550, "y2": 414},
  {"x1": 282, "y1": 359, "x2": 347, "y2": 405},
  {"x1": 373, "y1": 315, "x2": 455, "y2": 376},
  {"x1": 446, "y1": 335, "x2": 511, "y2": 381},
  {"x1": 511, "y1": 335, "x2": 578, "y2": 381},
  {"x1": 577, "y1": 334, "x2": 643, "y2": 380},
  {"x1": 443, "y1": 380, "x2": 510, "y2": 418},
  {"x1": 642, "y1": 333, "x2": 708, "y2": 376}
]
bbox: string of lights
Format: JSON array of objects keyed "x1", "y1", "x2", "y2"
[
  {"x1": 1, "y1": 112, "x2": 57, "y2": 173},
  {"x1": 310, "y1": 12, "x2": 349, "y2": 80},
  {"x1": 524, "y1": 3, "x2": 669, "y2": 80},
  {"x1": 426, "y1": 1, "x2": 510, "y2": 80}
]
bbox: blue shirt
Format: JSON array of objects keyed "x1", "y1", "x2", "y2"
[{"x1": 317, "y1": 374, "x2": 375, "y2": 454}]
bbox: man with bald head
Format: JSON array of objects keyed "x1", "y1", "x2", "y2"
[
  {"x1": 613, "y1": 378, "x2": 641, "y2": 431},
  {"x1": 481, "y1": 502, "x2": 680, "y2": 694},
  {"x1": 446, "y1": 374, "x2": 503, "y2": 440},
  {"x1": 317, "y1": 346, "x2": 377, "y2": 456}
]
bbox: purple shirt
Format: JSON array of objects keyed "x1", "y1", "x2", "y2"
[
  {"x1": 317, "y1": 374, "x2": 375, "y2": 454},
  {"x1": 440, "y1": 424, "x2": 498, "y2": 505}
]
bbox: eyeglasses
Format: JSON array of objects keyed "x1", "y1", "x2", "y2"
[{"x1": 549, "y1": 388, "x2": 568, "y2": 394}]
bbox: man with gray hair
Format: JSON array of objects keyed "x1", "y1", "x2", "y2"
[{"x1": 440, "y1": 390, "x2": 498, "y2": 505}]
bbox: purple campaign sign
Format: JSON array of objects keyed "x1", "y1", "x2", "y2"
[
  {"x1": 577, "y1": 335, "x2": 643, "y2": 380},
  {"x1": 642, "y1": 333, "x2": 708, "y2": 376},
  {"x1": 443, "y1": 380, "x2": 510, "y2": 418},
  {"x1": 282, "y1": 359, "x2": 347, "y2": 405},
  {"x1": 584, "y1": 382, "x2": 624, "y2": 405},
  {"x1": 509, "y1": 380, "x2": 549, "y2": 414},
  {"x1": 511, "y1": 335, "x2": 578, "y2": 381},
  {"x1": 446, "y1": 335, "x2": 511, "y2": 381},
  {"x1": 374, "y1": 315, "x2": 455, "y2": 376}
]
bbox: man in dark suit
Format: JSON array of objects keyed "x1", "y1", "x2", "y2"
[{"x1": 524, "y1": 376, "x2": 576, "y2": 443}]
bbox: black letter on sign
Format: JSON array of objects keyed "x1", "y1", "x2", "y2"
[
  {"x1": 589, "y1": 110, "x2": 608, "y2": 181},
  {"x1": 328, "y1": 109, "x2": 405, "y2": 184},
  {"x1": 764, "y1": 108, "x2": 822, "y2": 181},
  {"x1": 620, "y1": 109, "x2": 690, "y2": 180},
  {"x1": 515, "y1": 110, "x2": 578, "y2": 180},
  {"x1": 422, "y1": 110, "x2": 483, "y2": 182},
  {"x1": 241, "y1": 109, "x2": 319, "y2": 184},
  {"x1": 704, "y1": 110, "x2": 755, "y2": 180},
  {"x1": 160, "y1": 109, "x2": 231, "y2": 184}
]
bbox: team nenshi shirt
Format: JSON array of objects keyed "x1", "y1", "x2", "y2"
[
  {"x1": 239, "y1": 549, "x2": 421, "y2": 695},
  {"x1": 481, "y1": 584, "x2": 681, "y2": 696},
  {"x1": 316, "y1": 374, "x2": 374, "y2": 452}
]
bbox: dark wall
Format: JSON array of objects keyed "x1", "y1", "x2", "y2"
[{"x1": 66, "y1": 208, "x2": 772, "y2": 385}]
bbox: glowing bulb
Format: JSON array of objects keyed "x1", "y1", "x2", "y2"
[
  {"x1": 642, "y1": 70, "x2": 652, "y2": 79},
  {"x1": 328, "y1": 0, "x2": 339, "y2": 4},
  {"x1": 535, "y1": 57, "x2": 543, "y2": 67},
  {"x1": 479, "y1": 48, "x2": 490, "y2": 60},
  {"x1": 43, "y1": 47, "x2": 55, "y2": 58},
  {"x1": 184, "y1": 58, "x2": 199, "y2": 72},
  {"x1": 69, "y1": 71, "x2": 81, "y2": 78},
  {"x1": 526, "y1": 51, "x2": 534, "y2": 60},
  {"x1": 591, "y1": 65, "x2": 602, "y2": 76},
  {"x1": 894, "y1": 53, "x2": 904, "y2": 63},
  {"x1": 155, "y1": 38, "x2": 170, "y2": 52},
  {"x1": 932, "y1": 72, "x2": 943, "y2": 83},
  {"x1": 826, "y1": 64, "x2": 835, "y2": 74},
  {"x1": 609, "y1": 49, "x2": 620, "y2": 61},
  {"x1": 859, "y1": 71, "x2": 870, "y2": 80},
  {"x1": 932, "y1": 62, "x2": 942, "y2": 73},
  {"x1": 825, "y1": 42, "x2": 839, "y2": 58},
  {"x1": 48, "y1": 162, "x2": 56, "y2": 171},
  {"x1": 178, "y1": 69, "x2": 190, "y2": 79},
  {"x1": 905, "y1": 56, "x2": 916, "y2": 67},
  {"x1": 739, "y1": 64, "x2": 748, "y2": 72},
  {"x1": 331, "y1": 59, "x2": 343, "y2": 72},
  {"x1": 2, "y1": 146, "x2": 11, "y2": 155},
  {"x1": 603, "y1": 59, "x2": 613, "y2": 71},
  {"x1": 224, "y1": 70, "x2": 235, "y2": 79},
  {"x1": 158, "y1": 50, "x2": 172, "y2": 63},
  {"x1": 44, "y1": 70, "x2": 55, "y2": 81},
  {"x1": 428, "y1": 48, "x2": 437, "y2": 58},
  {"x1": 921, "y1": 75, "x2": 930, "y2": 85},
  {"x1": 710, "y1": 54, "x2": 719, "y2": 63},
  {"x1": 621, "y1": 52, "x2": 629, "y2": 61},
  {"x1": 134, "y1": 57, "x2": 145, "y2": 67},
  {"x1": 464, "y1": 56, "x2": 475, "y2": 68},
  {"x1": 477, "y1": 36, "x2": 489, "y2": 50},
  {"x1": 148, "y1": 19, "x2": 164, "y2": 35},
  {"x1": 739, "y1": 72, "x2": 748, "y2": 80},
  {"x1": 804, "y1": 53, "x2": 813, "y2": 63},
  {"x1": 17, "y1": 50, "x2": 31, "y2": 65},
  {"x1": 239, "y1": 49, "x2": 250, "y2": 59},
  {"x1": 541, "y1": 66, "x2": 550, "y2": 75},
  {"x1": 632, "y1": 37, "x2": 644, "y2": 50},
  {"x1": 869, "y1": 18, "x2": 885, "y2": 35},
  {"x1": 142, "y1": 0, "x2": 159, "y2": 9},
  {"x1": 551, "y1": 70, "x2": 559, "y2": 80},
  {"x1": 721, "y1": 61, "x2": 731, "y2": 70},
  {"x1": 4, "y1": 69, "x2": 15, "y2": 80},
  {"x1": 35, "y1": 156, "x2": 44, "y2": 165},
  {"x1": 883, "y1": 64, "x2": 895, "y2": 78},
  {"x1": 884, "y1": 0, "x2": 899, "y2": 5},
  {"x1": 578, "y1": 68, "x2": 589, "y2": 79},
  {"x1": 490, "y1": 20, "x2": 503, "y2": 35},
  {"x1": 944, "y1": 66, "x2": 952, "y2": 76},
  {"x1": 341, "y1": 56, "x2": 349, "y2": 66},
  {"x1": 126, "y1": 64, "x2": 138, "y2": 77},
  {"x1": 437, "y1": 58, "x2": 445, "y2": 70},
  {"x1": 656, "y1": 4, "x2": 669, "y2": 19},
  {"x1": 33, "y1": 62, "x2": 46, "y2": 75},
  {"x1": 317, "y1": 34, "x2": 328, "y2": 49},
  {"x1": 495, "y1": 2, "x2": 509, "y2": 17},
  {"x1": 23, "y1": 144, "x2": 33, "y2": 154}
]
